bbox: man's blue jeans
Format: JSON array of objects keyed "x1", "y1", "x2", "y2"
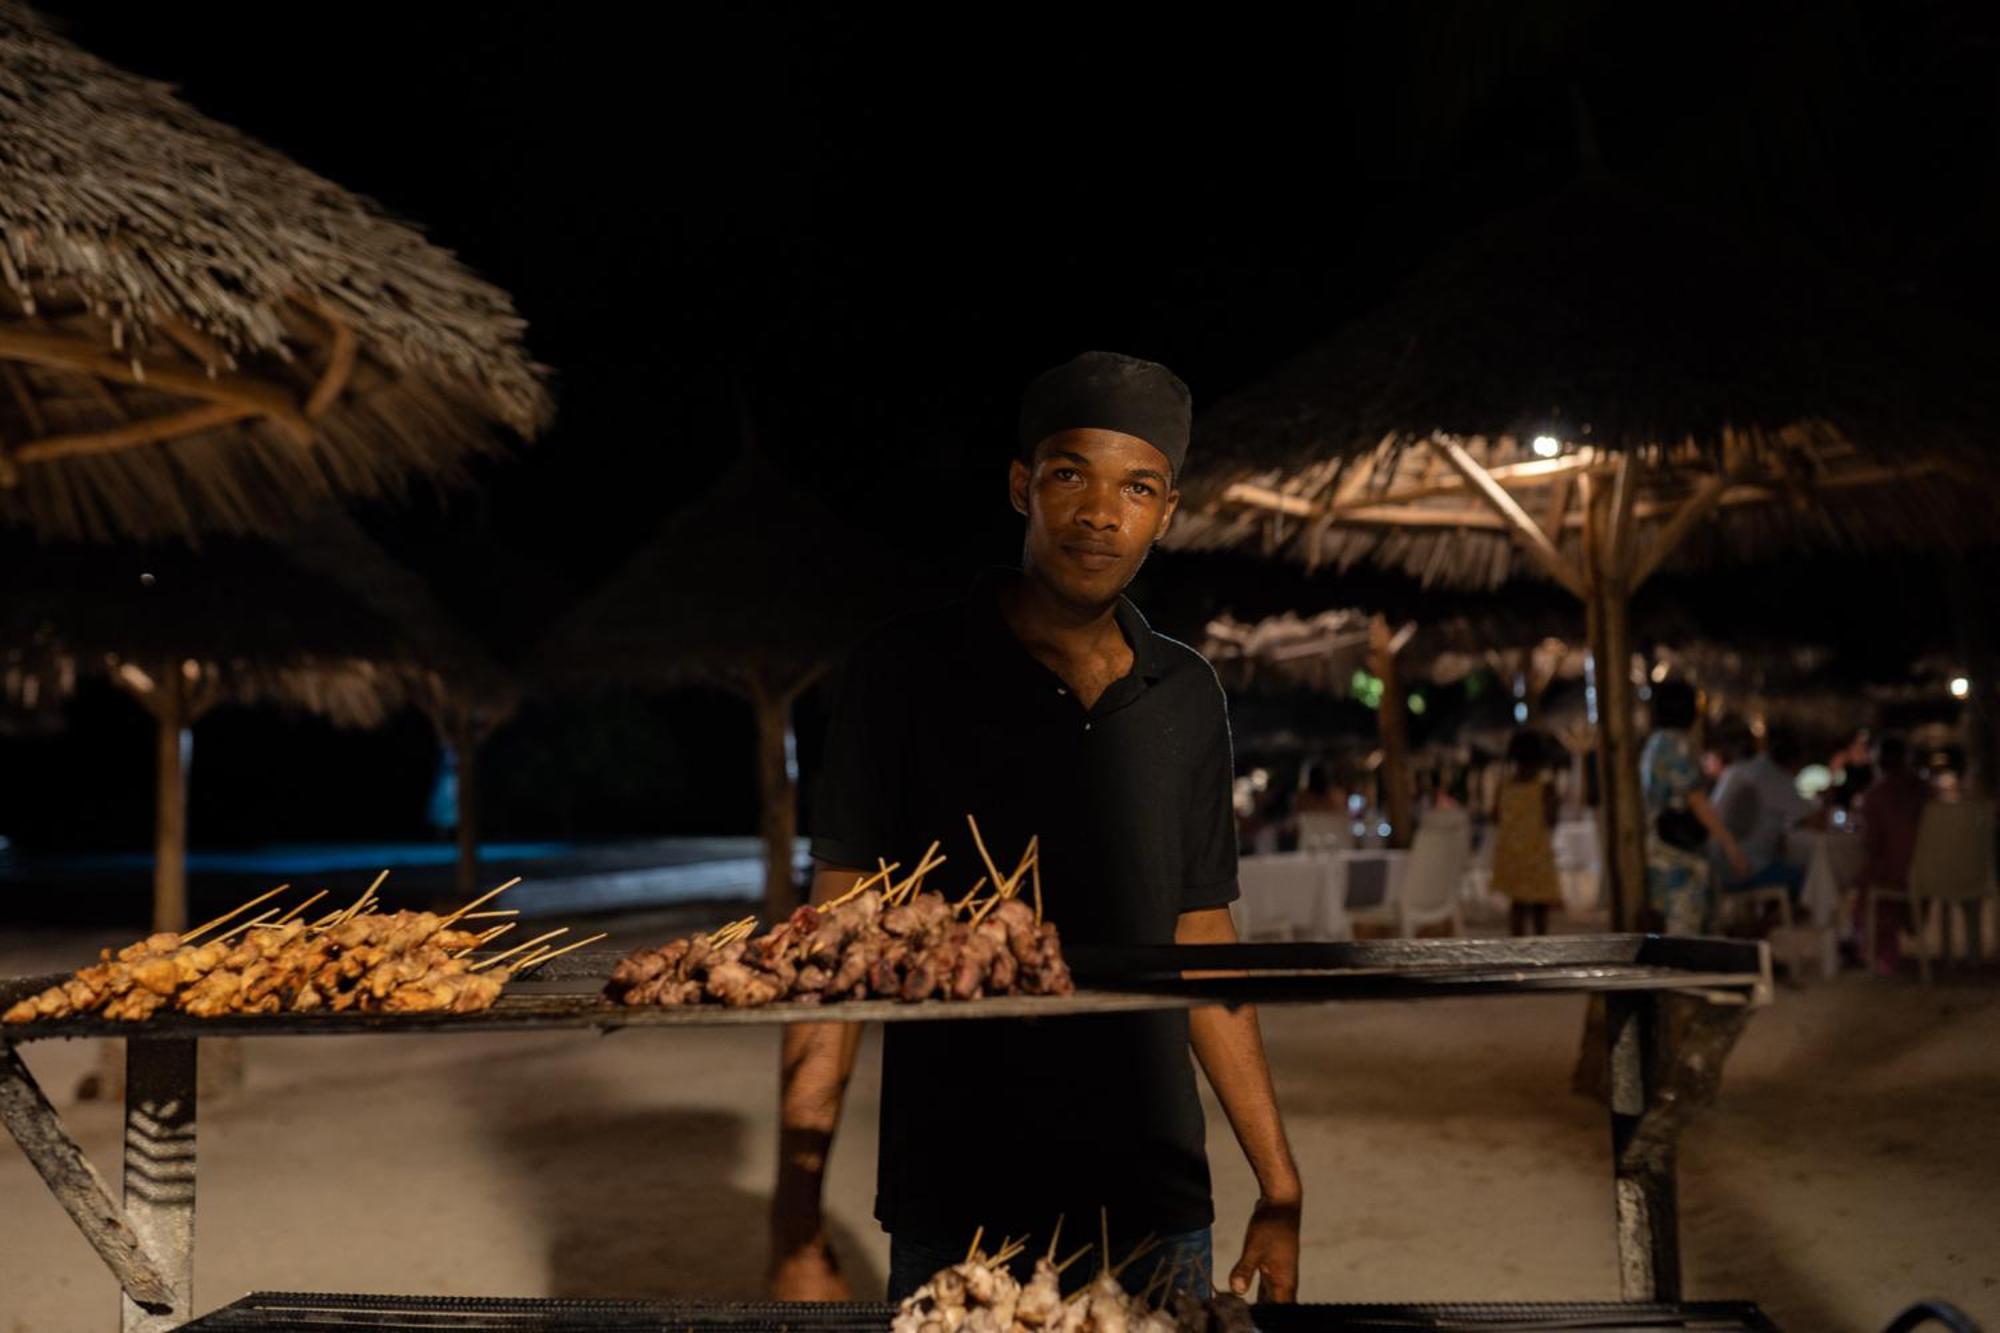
[{"x1": 887, "y1": 1227, "x2": 1213, "y2": 1303}]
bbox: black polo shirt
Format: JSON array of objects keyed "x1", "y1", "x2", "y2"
[{"x1": 808, "y1": 568, "x2": 1240, "y2": 1241}]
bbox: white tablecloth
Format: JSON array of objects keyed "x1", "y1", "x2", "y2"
[
  {"x1": 1552, "y1": 817, "x2": 1602, "y2": 914},
  {"x1": 1794, "y1": 829, "x2": 1866, "y2": 928},
  {"x1": 1235, "y1": 850, "x2": 1408, "y2": 940}
]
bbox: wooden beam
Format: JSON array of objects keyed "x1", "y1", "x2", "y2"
[
  {"x1": 1, "y1": 359, "x2": 44, "y2": 435},
  {"x1": 303, "y1": 305, "x2": 357, "y2": 418},
  {"x1": 155, "y1": 320, "x2": 234, "y2": 373},
  {"x1": 15, "y1": 403, "x2": 257, "y2": 465},
  {"x1": 1630, "y1": 470, "x2": 1731, "y2": 587},
  {"x1": 1431, "y1": 435, "x2": 1589, "y2": 598},
  {"x1": 0, "y1": 327, "x2": 311, "y2": 444},
  {"x1": 1223, "y1": 481, "x2": 1316, "y2": 517},
  {"x1": 1339, "y1": 504, "x2": 1511, "y2": 530},
  {"x1": 0, "y1": 1045, "x2": 175, "y2": 1312}
]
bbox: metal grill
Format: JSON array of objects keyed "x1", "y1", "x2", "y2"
[{"x1": 178, "y1": 1293, "x2": 1782, "y2": 1332}]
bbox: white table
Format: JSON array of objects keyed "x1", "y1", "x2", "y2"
[
  {"x1": 1553, "y1": 817, "x2": 1603, "y2": 914},
  {"x1": 1235, "y1": 849, "x2": 1409, "y2": 941},
  {"x1": 1793, "y1": 829, "x2": 1865, "y2": 929}
]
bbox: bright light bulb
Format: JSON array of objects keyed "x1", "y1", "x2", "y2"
[
  {"x1": 1950, "y1": 676, "x2": 1971, "y2": 700},
  {"x1": 1513, "y1": 701, "x2": 1529, "y2": 724},
  {"x1": 1532, "y1": 435, "x2": 1562, "y2": 458},
  {"x1": 1651, "y1": 662, "x2": 1669, "y2": 683}
]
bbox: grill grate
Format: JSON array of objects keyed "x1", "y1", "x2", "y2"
[{"x1": 179, "y1": 1293, "x2": 1782, "y2": 1332}]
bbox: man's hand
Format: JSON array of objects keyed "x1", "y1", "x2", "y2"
[
  {"x1": 770, "y1": 1236, "x2": 853, "y2": 1302},
  {"x1": 1228, "y1": 1193, "x2": 1301, "y2": 1302}
]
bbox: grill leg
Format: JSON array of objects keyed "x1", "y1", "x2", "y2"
[
  {"x1": 122, "y1": 1038, "x2": 197, "y2": 1333},
  {"x1": 1606, "y1": 990, "x2": 1678, "y2": 1300}
]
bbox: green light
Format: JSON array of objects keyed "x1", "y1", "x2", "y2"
[{"x1": 1408, "y1": 692, "x2": 1427, "y2": 715}]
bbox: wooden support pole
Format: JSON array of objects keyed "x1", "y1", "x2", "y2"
[
  {"x1": 0, "y1": 1043, "x2": 174, "y2": 1312},
  {"x1": 1606, "y1": 991, "x2": 1678, "y2": 1300},
  {"x1": 153, "y1": 674, "x2": 190, "y2": 937},
  {"x1": 748, "y1": 675, "x2": 802, "y2": 919},
  {"x1": 1368, "y1": 615, "x2": 1414, "y2": 849},
  {"x1": 1430, "y1": 436, "x2": 1590, "y2": 597},
  {"x1": 1579, "y1": 475, "x2": 1646, "y2": 932},
  {"x1": 121, "y1": 1039, "x2": 196, "y2": 1332}
]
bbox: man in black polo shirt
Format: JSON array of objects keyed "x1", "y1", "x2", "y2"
[{"x1": 770, "y1": 351, "x2": 1301, "y2": 1304}]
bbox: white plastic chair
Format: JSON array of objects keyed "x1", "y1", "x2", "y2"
[
  {"x1": 1351, "y1": 808, "x2": 1470, "y2": 937},
  {"x1": 1869, "y1": 800, "x2": 1998, "y2": 984}
]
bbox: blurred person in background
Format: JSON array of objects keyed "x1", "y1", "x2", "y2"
[
  {"x1": 1856, "y1": 734, "x2": 1931, "y2": 975},
  {"x1": 1642, "y1": 681, "x2": 1748, "y2": 934},
  {"x1": 1491, "y1": 728, "x2": 1561, "y2": 935},
  {"x1": 1713, "y1": 725, "x2": 1821, "y2": 905}
]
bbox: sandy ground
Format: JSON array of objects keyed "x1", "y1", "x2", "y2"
[{"x1": 1, "y1": 956, "x2": 1995, "y2": 1332}]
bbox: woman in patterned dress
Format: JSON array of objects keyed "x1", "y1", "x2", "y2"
[
  {"x1": 1492, "y1": 728, "x2": 1563, "y2": 935},
  {"x1": 1639, "y1": 681, "x2": 1747, "y2": 935}
]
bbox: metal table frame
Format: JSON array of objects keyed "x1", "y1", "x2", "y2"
[{"x1": 0, "y1": 933, "x2": 1771, "y2": 1331}]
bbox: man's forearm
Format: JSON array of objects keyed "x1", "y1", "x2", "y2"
[
  {"x1": 774, "y1": 1020, "x2": 863, "y2": 1242},
  {"x1": 772, "y1": 868, "x2": 867, "y2": 1251},
  {"x1": 1177, "y1": 907, "x2": 1300, "y2": 1201},
  {"x1": 1189, "y1": 1003, "x2": 1301, "y2": 1200}
]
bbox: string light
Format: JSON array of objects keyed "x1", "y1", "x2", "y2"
[
  {"x1": 1949, "y1": 676, "x2": 1971, "y2": 700},
  {"x1": 1531, "y1": 435, "x2": 1562, "y2": 458}
]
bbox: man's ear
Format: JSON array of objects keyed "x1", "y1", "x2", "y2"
[
  {"x1": 1009, "y1": 458, "x2": 1032, "y2": 516},
  {"x1": 1154, "y1": 488, "x2": 1181, "y2": 543}
]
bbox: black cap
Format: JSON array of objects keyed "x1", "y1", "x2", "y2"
[{"x1": 1018, "y1": 351, "x2": 1191, "y2": 478}]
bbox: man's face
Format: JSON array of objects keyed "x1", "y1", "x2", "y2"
[{"x1": 1009, "y1": 428, "x2": 1180, "y2": 607}]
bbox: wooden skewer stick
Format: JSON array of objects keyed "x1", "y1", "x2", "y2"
[
  {"x1": 180, "y1": 884, "x2": 292, "y2": 944},
  {"x1": 1031, "y1": 855, "x2": 1044, "y2": 926},
  {"x1": 889, "y1": 840, "x2": 944, "y2": 902},
  {"x1": 458, "y1": 909, "x2": 519, "y2": 921},
  {"x1": 333, "y1": 869, "x2": 392, "y2": 926},
  {"x1": 1046, "y1": 1214, "x2": 1066, "y2": 1263},
  {"x1": 969, "y1": 894, "x2": 1004, "y2": 926},
  {"x1": 272, "y1": 889, "x2": 326, "y2": 926},
  {"x1": 823, "y1": 861, "x2": 899, "y2": 912},
  {"x1": 1101, "y1": 1208, "x2": 1111, "y2": 1276},
  {"x1": 454, "y1": 923, "x2": 517, "y2": 958},
  {"x1": 965, "y1": 1226, "x2": 986, "y2": 1265},
  {"x1": 212, "y1": 909, "x2": 281, "y2": 943},
  {"x1": 1108, "y1": 1234, "x2": 1160, "y2": 1281},
  {"x1": 990, "y1": 1238, "x2": 1028, "y2": 1267},
  {"x1": 436, "y1": 876, "x2": 522, "y2": 930},
  {"x1": 1054, "y1": 1242, "x2": 1095, "y2": 1275},
  {"x1": 966, "y1": 814, "x2": 1006, "y2": 896},
  {"x1": 510, "y1": 932, "x2": 608, "y2": 976},
  {"x1": 997, "y1": 836, "x2": 1038, "y2": 900},
  {"x1": 470, "y1": 929, "x2": 566, "y2": 972},
  {"x1": 952, "y1": 877, "x2": 989, "y2": 914}
]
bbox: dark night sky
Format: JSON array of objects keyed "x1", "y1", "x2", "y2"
[{"x1": 7, "y1": 2, "x2": 1996, "y2": 852}]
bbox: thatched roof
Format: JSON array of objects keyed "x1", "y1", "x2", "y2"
[
  {"x1": 538, "y1": 450, "x2": 934, "y2": 697},
  {"x1": 0, "y1": 3, "x2": 552, "y2": 540},
  {"x1": 1168, "y1": 175, "x2": 2000, "y2": 586},
  {"x1": 0, "y1": 514, "x2": 507, "y2": 727}
]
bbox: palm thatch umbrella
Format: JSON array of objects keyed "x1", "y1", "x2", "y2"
[
  {"x1": 0, "y1": 513, "x2": 506, "y2": 929},
  {"x1": 0, "y1": 1, "x2": 550, "y2": 541},
  {"x1": 538, "y1": 442, "x2": 923, "y2": 918},
  {"x1": 1166, "y1": 173, "x2": 2000, "y2": 926}
]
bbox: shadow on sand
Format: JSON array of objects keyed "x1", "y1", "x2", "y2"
[{"x1": 476, "y1": 1094, "x2": 883, "y2": 1300}]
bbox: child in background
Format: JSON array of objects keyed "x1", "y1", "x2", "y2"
[{"x1": 1492, "y1": 728, "x2": 1562, "y2": 935}]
